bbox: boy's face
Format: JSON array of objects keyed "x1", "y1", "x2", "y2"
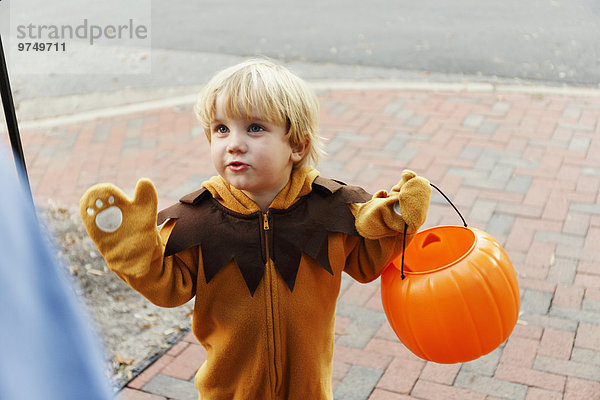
[{"x1": 210, "y1": 97, "x2": 305, "y2": 207}]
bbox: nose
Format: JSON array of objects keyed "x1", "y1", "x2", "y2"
[{"x1": 226, "y1": 130, "x2": 247, "y2": 154}]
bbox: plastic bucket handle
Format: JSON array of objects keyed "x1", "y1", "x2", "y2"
[{"x1": 399, "y1": 183, "x2": 468, "y2": 280}]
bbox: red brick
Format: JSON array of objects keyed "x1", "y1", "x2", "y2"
[
  {"x1": 584, "y1": 227, "x2": 600, "y2": 250},
  {"x1": 365, "y1": 285, "x2": 384, "y2": 311},
  {"x1": 376, "y1": 357, "x2": 425, "y2": 394},
  {"x1": 495, "y1": 362, "x2": 565, "y2": 392},
  {"x1": 332, "y1": 358, "x2": 351, "y2": 381},
  {"x1": 452, "y1": 187, "x2": 480, "y2": 208},
  {"x1": 585, "y1": 288, "x2": 600, "y2": 302},
  {"x1": 511, "y1": 324, "x2": 544, "y2": 340},
  {"x1": 563, "y1": 211, "x2": 590, "y2": 236},
  {"x1": 161, "y1": 343, "x2": 206, "y2": 381},
  {"x1": 566, "y1": 191, "x2": 597, "y2": 204},
  {"x1": 553, "y1": 284, "x2": 584, "y2": 308},
  {"x1": 574, "y1": 272, "x2": 600, "y2": 289},
  {"x1": 411, "y1": 379, "x2": 486, "y2": 400},
  {"x1": 332, "y1": 378, "x2": 341, "y2": 392},
  {"x1": 564, "y1": 376, "x2": 600, "y2": 400},
  {"x1": 370, "y1": 157, "x2": 413, "y2": 172},
  {"x1": 408, "y1": 150, "x2": 436, "y2": 172},
  {"x1": 574, "y1": 322, "x2": 600, "y2": 350},
  {"x1": 419, "y1": 362, "x2": 461, "y2": 385},
  {"x1": 117, "y1": 388, "x2": 167, "y2": 400},
  {"x1": 525, "y1": 387, "x2": 563, "y2": 400},
  {"x1": 368, "y1": 388, "x2": 418, "y2": 400},
  {"x1": 523, "y1": 181, "x2": 552, "y2": 206},
  {"x1": 505, "y1": 221, "x2": 535, "y2": 251},
  {"x1": 557, "y1": 165, "x2": 581, "y2": 182},
  {"x1": 341, "y1": 280, "x2": 379, "y2": 306},
  {"x1": 127, "y1": 354, "x2": 174, "y2": 390},
  {"x1": 538, "y1": 328, "x2": 575, "y2": 359},
  {"x1": 525, "y1": 242, "x2": 556, "y2": 267},
  {"x1": 506, "y1": 250, "x2": 526, "y2": 268},
  {"x1": 519, "y1": 265, "x2": 549, "y2": 279},
  {"x1": 435, "y1": 172, "x2": 463, "y2": 195},
  {"x1": 182, "y1": 331, "x2": 200, "y2": 344},
  {"x1": 165, "y1": 341, "x2": 189, "y2": 357},
  {"x1": 334, "y1": 315, "x2": 352, "y2": 336},
  {"x1": 334, "y1": 344, "x2": 393, "y2": 370},
  {"x1": 500, "y1": 336, "x2": 539, "y2": 367},
  {"x1": 375, "y1": 322, "x2": 403, "y2": 342},
  {"x1": 517, "y1": 277, "x2": 557, "y2": 293},
  {"x1": 365, "y1": 338, "x2": 425, "y2": 362},
  {"x1": 578, "y1": 260, "x2": 600, "y2": 276}
]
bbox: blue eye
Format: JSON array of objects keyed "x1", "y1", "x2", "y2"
[
  {"x1": 248, "y1": 124, "x2": 264, "y2": 133},
  {"x1": 216, "y1": 125, "x2": 229, "y2": 134}
]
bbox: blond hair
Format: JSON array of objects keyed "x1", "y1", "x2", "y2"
[{"x1": 194, "y1": 59, "x2": 324, "y2": 168}]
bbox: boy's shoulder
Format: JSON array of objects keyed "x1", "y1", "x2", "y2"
[
  {"x1": 156, "y1": 188, "x2": 210, "y2": 226},
  {"x1": 311, "y1": 177, "x2": 371, "y2": 203}
]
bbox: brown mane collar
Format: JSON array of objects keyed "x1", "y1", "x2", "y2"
[{"x1": 157, "y1": 177, "x2": 371, "y2": 295}]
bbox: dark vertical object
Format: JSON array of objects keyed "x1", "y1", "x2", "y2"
[{"x1": 0, "y1": 34, "x2": 33, "y2": 202}]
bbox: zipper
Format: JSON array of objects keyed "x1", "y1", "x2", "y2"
[{"x1": 262, "y1": 211, "x2": 278, "y2": 396}]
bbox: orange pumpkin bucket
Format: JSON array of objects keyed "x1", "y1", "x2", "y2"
[{"x1": 381, "y1": 185, "x2": 520, "y2": 364}]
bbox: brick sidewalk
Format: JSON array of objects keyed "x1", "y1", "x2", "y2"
[{"x1": 7, "y1": 86, "x2": 600, "y2": 399}]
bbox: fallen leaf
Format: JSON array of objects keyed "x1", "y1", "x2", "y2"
[
  {"x1": 163, "y1": 328, "x2": 177, "y2": 336},
  {"x1": 115, "y1": 352, "x2": 134, "y2": 365},
  {"x1": 87, "y1": 269, "x2": 105, "y2": 276}
]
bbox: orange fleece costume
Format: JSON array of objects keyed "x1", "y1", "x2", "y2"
[{"x1": 80, "y1": 166, "x2": 431, "y2": 400}]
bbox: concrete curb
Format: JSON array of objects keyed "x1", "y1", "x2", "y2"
[{"x1": 14, "y1": 79, "x2": 600, "y2": 131}]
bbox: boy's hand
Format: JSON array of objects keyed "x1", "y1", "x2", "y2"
[
  {"x1": 391, "y1": 169, "x2": 431, "y2": 233},
  {"x1": 80, "y1": 179, "x2": 159, "y2": 274}
]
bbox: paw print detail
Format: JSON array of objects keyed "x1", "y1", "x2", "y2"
[
  {"x1": 80, "y1": 179, "x2": 157, "y2": 245},
  {"x1": 86, "y1": 196, "x2": 123, "y2": 233}
]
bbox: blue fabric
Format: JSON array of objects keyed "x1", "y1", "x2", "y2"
[{"x1": 0, "y1": 149, "x2": 113, "y2": 400}]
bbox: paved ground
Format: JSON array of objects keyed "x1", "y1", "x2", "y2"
[{"x1": 3, "y1": 82, "x2": 600, "y2": 399}]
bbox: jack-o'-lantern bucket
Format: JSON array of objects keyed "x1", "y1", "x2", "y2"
[{"x1": 381, "y1": 184, "x2": 520, "y2": 364}]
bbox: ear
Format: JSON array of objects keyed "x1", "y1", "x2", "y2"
[{"x1": 290, "y1": 139, "x2": 308, "y2": 163}]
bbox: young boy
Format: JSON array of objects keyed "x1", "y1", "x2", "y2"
[{"x1": 80, "y1": 59, "x2": 431, "y2": 400}]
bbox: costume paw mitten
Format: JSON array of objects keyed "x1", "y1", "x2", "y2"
[
  {"x1": 355, "y1": 170, "x2": 431, "y2": 239},
  {"x1": 80, "y1": 179, "x2": 160, "y2": 277},
  {"x1": 392, "y1": 170, "x2": 432, "y2": 233}
]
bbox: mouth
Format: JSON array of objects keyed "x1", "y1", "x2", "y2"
[{"x1": 227, "y1": 161, "x2": 249, "y2": 171}]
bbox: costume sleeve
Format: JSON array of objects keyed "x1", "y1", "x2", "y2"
[
  {"x1": 109, "y1": 219, "x2": 199, "y2": 308},
  {"x1": 334, "y1": 233, "x2": 406, "y2": 283},
  {"x1": 80, "y1": 180, "x2": 198, "y2": 308}
]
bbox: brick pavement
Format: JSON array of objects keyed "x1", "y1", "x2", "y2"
[{"x1": 4, "y1": 84, "x2": 600, "y2": 399}]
